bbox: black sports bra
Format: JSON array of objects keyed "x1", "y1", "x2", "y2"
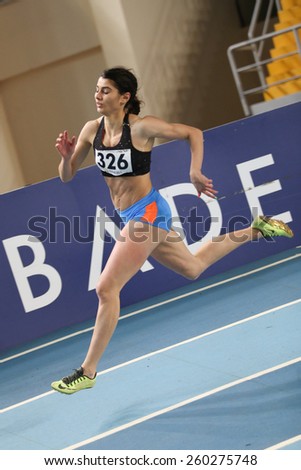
[{"x1": 93, "y1": 114, "x2": 151, "y2": 177}]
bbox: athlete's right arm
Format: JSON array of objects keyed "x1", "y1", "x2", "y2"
[{"x1": 56, "y1": 120, "x2": 97, "y2": 182}]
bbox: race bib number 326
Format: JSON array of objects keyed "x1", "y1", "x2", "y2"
[{"x1": 95, "y1": 149, "x2": 133, "y2": 176}]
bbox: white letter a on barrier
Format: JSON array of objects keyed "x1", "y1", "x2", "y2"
[{"x1": 2, "y1": 235, "x2": 62, "y2": 313}]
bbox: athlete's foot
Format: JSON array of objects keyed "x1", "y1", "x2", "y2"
[
  {"x1": 252, "y1": 215, "x2": 294, "y2": 238},
  {"x1": 51, "y1": 367, "x2": 96, "y2": 394}
]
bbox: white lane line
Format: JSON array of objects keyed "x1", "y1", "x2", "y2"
[
  {"x1": 2, "y1": 297, "x2": 301, "y2": 414},
  {"x1": 0, "y1": 326, "x2": 94, "y2": 364},
  {"x1": 65, "y1": 357, "x2": 301, "y2": 450},
  {"x1": 266, "y1": 434, "x2": 301, "y2": 450},
  {"x1": 2, "y1": 253, "x2": 300, "y2": 364},
  {"x1": 95, "y1": 298, "x2": 301, "y2": 378},
  {"x1": 0, "y1": 390, "x2": 54, "y2": 414}
]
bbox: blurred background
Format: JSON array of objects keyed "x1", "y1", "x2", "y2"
[{"x1": 0, "y1": 0, "x2": 286, "y2": 192}]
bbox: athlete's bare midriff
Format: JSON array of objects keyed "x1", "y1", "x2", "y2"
[{"x1": 104, "y1": 173, "x2": 153, "y2": 210}]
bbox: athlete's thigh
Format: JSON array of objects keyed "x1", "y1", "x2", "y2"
[
  {"x1": 151, "y1": 229, "x2": 197, "y2": 276},
  {"x1": 100, "y1": 220, "x2": 167, "y2": 290}
]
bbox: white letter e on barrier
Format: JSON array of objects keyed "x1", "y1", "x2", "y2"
[
  {"x1": 2, "y1": 235, "x2": 62, "y2": 313},
  {"x1": 236, "y1": 154, "x2": 292, "y2": 223}
]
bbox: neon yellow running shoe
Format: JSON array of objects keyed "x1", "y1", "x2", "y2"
[
  {"x1": 51, "y1": 367, "x2": 96, "y2": 394},
  {"x1": 252, "y1": 215, "x2": 294, "y2": 238}
]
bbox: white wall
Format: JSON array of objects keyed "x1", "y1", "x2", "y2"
[
  {"x1": 0, "y1": 0, "x2": 99, "y2": 80},
  {"x1": 0, "y1": 0, "x2": 104, "y2": 189},
  {"x1": 0, "y1": 0, "x2": 249, "y2": 192}
]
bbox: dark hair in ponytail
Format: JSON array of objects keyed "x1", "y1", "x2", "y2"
[{"x1": 100, "y1": 66, "x2": 142, "y2": 115}]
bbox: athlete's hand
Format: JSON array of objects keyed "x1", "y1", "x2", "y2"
[
  {"x1": 55, "y1": 130, "x2": 77, "y2": 160},
  {"x1": 190, "y1": 170, "x2": 218, "y2": 199}
]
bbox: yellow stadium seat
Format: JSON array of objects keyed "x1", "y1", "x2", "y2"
[
  {"x1": 264, "y1": 86, "x2": 286, "y2": 99},
  {"x1": 281, "y1": 0, "x2": 300, "y2": 10},
  {"x1": 280, "y1": 80, "x2": 301, "y2": 93},
  {"x1": 264, "y1": 0, "x2": 301, "y2": 101}
]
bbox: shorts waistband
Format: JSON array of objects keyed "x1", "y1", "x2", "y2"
[{"x1": 117, "y1": 188, "x2": 156, "y2": 217}]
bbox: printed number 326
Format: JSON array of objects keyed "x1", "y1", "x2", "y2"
[{"x1": 96, "y1": 152, "x2": 129, "y2": 171}]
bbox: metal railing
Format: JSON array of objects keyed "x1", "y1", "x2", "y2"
[
  {"x1": 248, "y1": 0, "x2": 281, "y2": 40},
  {"x1": 227, "y1": 0, "x2": 301, "y2": 115},
  {"x1": 247, "y1": 0, "x2": 281, "y2": 88}
]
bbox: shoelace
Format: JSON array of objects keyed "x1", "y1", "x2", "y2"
[
  {"x1": 62, "y1": 367, "x2": 84, "y2": 385},
  {"x1": 263, "y1": 226, "x2": 277, "y2": 237}
]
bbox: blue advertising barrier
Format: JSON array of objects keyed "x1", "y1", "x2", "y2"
[{"x1": 1, "y1": 103, "x2": 300, "y2": 352}]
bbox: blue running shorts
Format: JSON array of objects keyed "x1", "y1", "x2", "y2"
[{"x1": 117, "y1": 188, "x2": 172, "y2": 232}]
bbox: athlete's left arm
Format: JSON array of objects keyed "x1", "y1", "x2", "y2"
[{"x1": 139, "y1": 116, "x2": 217, "y2": 199}]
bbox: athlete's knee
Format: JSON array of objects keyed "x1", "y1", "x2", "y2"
[
  {"x1": 95, "y1": 277, "x2": 118, "y2": 302},
  {"x1": 179, "y1": 264, "x2": 199, "y2": 281},
  {"x1": 182, "y1": 260, "x2": 205, "y2": 280},
  {"x1": 184, "y1": 268, "x2": 200, "y2": 281}
]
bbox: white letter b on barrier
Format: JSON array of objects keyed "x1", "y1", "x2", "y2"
[{"x1": 2, "y1": 235, "x2": 62, "y2": 313}]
